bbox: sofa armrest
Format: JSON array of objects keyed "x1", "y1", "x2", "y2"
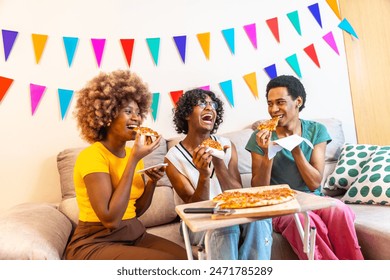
[{"x1": 0, "y1": 203, "x2": 72, "y2": 260}]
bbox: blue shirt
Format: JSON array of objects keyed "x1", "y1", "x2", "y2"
[{"x1": 245, "y1": 119, "x2": 331, "y2": 195}]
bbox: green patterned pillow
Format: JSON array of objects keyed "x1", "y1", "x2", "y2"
[
  {"x1": 342, "y1": 146, "x2": 390, "y2": 206},
  {"x1": 324, "y1": 143, "x2": 378, "y2": 190}
]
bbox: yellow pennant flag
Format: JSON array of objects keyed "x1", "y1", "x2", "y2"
[
  {"x1": 196, "y1": 32, "x2": 210, "y2": 60},
  {"x1": 243, "y1": 72, "x2": 259, "y2": 99},
  {"x1": 326, "y1": 0, "x2": 341, "y2": 20},
  {"x1": 32, "y1": 34, "x2": 48, "y2": 64}
]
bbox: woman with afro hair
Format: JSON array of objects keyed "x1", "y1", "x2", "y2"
[
  {"x1": 64, "y1": 70, "x2": 186, "y2": 260},
  {"x1": 165, "y1": 88, "x2": 273, "y2": 260}
]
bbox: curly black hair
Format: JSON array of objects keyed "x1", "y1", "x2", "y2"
[
  {"x1": 265, "y1": 75, "x2": 306, "y2": 112},
  {"x1": 173, "y1": 88, "x2": 224, "y2": 134}
]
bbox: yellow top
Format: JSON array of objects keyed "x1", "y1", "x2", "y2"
[{"x1": 73, "y1": 142, "x2": 144, "y2": 222}]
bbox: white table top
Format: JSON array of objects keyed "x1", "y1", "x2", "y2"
[{"x1": 175, "y1": 191, "x2": 337, "y2": 232}]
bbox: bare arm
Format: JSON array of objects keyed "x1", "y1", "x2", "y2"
[
  {"x1": 251, "y1": 130, "x2": 273, "y2": 187},
  {"x1": 291, "y1": 141, "x2": 327, "y2": 191},
  {"x1": 213, "y1": 142, "x2": 242, "y2": 190},
  {"x1": 84, "y1": 134, "x2": 162, "y2": 229}
]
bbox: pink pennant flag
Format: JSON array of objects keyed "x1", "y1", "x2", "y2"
[
  {"x1": 91, "y1": 38, "x2": 106, "y2": 67},
  {"x1": 30, "y1": 83, "x2": 47, "y2": 116},
  {"x1": 322, "y1": 31, "x2": 339, "y2": 55},
  {"x1": 198, "y1": 85, "x2": 210, "y2": 91},
  {"x1": 243, "y1": 23, "x2": 258, "y2": 49}
]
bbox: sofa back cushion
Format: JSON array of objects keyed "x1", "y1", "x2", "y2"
[{"x1": 56, "y1": 137, "x2": 178, "y2": 228}]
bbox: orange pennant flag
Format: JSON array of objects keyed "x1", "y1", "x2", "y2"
[
  {"x1": 32, "y1": 34, "x2": 48, "y2": 64},
  {"x1": 243, "y1": 72, "x2": 259, "y2": 99},
  {"x1": 326, "y1": 0, "x2": 341, "y2": 20},
  {"x1": 196, "y1": 32, "x2": 210, "y2": 60},
  {"x1": 0, "y1": 76, "x2": 14, "y2": 103}
]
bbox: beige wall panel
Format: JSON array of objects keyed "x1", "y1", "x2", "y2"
[{"x1": 340, "y1": 0, "x2": 390, "y2": 145}]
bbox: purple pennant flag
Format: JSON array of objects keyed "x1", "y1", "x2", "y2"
[
  {"x1": 2, "y1": 30, "x2": 19, "y2": 61},
  {"x1": 308, "y1": 3, "x2": 322, "y2": 28},
  {"x1": 264, "y1": 64, "x2": 277, "y2": 79},
  {"x1": 91, "y1": 38, "x2": 106, "y2": 68},
  {"x1": 173, "y1": 35, "x2": 187, "y2": 63}
]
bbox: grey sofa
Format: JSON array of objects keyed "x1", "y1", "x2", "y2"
[{"x1": 0, "y1": 118, "x2": 389, "y2": 260}]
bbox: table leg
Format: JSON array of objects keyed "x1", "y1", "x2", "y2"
[
  {"x1": 204, "y1": 230, "x2": 212, "y2": 260},
  {"x1": 293, "y1": 212, "x2": 316, "y2": 260},
  {"x1": 181, "y1": 220, "x2": 194, "y2": 260}
]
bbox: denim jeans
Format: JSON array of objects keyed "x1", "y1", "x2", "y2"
[{"x1": 185, "y1": 218, "x2": 273, "y2": 260}]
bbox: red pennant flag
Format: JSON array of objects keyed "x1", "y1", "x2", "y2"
[
  {"x1": 0, "y1": 76, "x2": 14, "y2": 103},
  {"x1": 266, "y1": 17, "x2": 280, "y2": 43},
  {"x1": 304, "y1": 43, "x2": 320, "y2": 68},
  {"x1": 120, "y1": 39, "x2": 135, "y2": 68},
  {"x1": 169, "y1": 90, "x2": 183, "y2": 106}
]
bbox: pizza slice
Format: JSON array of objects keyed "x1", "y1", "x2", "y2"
[
  {"x1": 133, "y1": 126, "x2": 159, "y2": 144},
  {"x1": 201, "y1": 138, "x2": 226, "y2": 159},
  {"x1": 257, "y1": 116, "x2": 281, "y2": 131}
]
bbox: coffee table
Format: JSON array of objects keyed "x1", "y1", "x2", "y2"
[{"x1": 175, "y1": 190, "x2": 337, "y2": 260}]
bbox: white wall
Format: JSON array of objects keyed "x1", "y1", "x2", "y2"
[{"x1": 0, "y1": 0, "x2": 356, "y2": 213}]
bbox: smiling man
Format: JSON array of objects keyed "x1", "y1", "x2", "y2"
[{"x1": 164, "y1": 88, "x2": 273, "y2": 260}]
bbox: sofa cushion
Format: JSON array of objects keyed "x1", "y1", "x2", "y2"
[
  {"x1": 0, "y1": 203, "x2": 72, "y2": 260},
  {"x1": 348, "y1": 204, "x2": 390, "y2": 259},
  {"x1": 342, "y1": 146, "x2": 390, "y2": 206},
  {"x1": 323, "y1": 143, "x2": 377, "y2": 191}
]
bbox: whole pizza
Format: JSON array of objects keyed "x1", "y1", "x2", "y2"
[{"x1": 212, "y1": 186, "x2": 296, "y2": 209}]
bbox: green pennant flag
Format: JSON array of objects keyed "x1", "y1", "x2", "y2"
[{"x1": 285, "y1": 54, "x2": 302, "y2": 78}]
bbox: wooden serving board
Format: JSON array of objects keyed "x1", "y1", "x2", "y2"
[{"x1": 211, "y1": 184, "x2": 300, "y2": 220}]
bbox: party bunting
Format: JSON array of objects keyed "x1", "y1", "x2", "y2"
[
  {"x1": 169, "y1": 90, "x2": 183, "y2": 106},
  {"x1": 0, "y1": 76, "x2": 14, "y2": 103},
  {"x1": 196, "y1": 32, "x2": 210, "y2": 60},
  {"x1": 287, "y1": 10, "x2": 302, "y2": 36},
  {"x1": 322, "y1": 31, "x2": 339, "y2": 55},
  {"x1": 199, "y1": 85, "x2": 210, "y2": 91},
  {"x1": 219, "y1": 80, "x2": 234, "y2": 107},
  {"x1": 221, "y1": 28, "x2": 235, "y2": 55},
  {"x1": 308, "y1": 3, "x2": 322, "y2": 28},
  {"x1": 243, "y1": 72, "x2": 258, "y2": 99},
  {"x1": 30, "y1": 83, "x2": 46, "y2": 116},
  {"x1": 266, "y1": 17, "x2": 280, "y2": 43},
  {"x1": 32, "y1": 34, "x2": 48, "y2": 64},
  {"x1": 285, "y1": 54, "x2": 302, "y2": 78},
  {"x1": 58, "y1": 88, "x2": 74, "y2": 120},
  {"x1": 2, "y1": 30, "x2": 18, "y2": 61},
  {"x1": 264, "y1": 64, "x2": 278, "y2": 79},
  {"x1": 173, "y1": 35, "x2": 187, "y2": 63},
  {"x1": 146, "y1": 38, "x2": 160, "y2": 66},
  {"x1": 338, "y1": 18, "x2": 358, "y2": 39},
  {"x1": 151, "y1": 92, "x2": 160, "y2": 121},
  {"x1": 243, "y1": 23, "x2": 257, "y2": 49},
  {"x1": 91, "y1": 38, "x2": 106, "y2": 68},
  {"x1": 120, "y1": 39, "x2": 135, "y2": 68},
  {"x1": 63, "y1": 37, "x2": 79, "y2": 67},
  {"x1": 304, "y1": 43, "x2": 320, "y2": 68},
  {"x1": 326, "y1": 0, "x2": 341, "y2": 20}
]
